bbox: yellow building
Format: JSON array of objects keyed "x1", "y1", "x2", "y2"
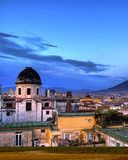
[
  {"x1": 0, "y1": 113, "x2": 95, "y2": 147},
  {"x1": 57, "y1": 112, "x2": 95, "y2": 143}
]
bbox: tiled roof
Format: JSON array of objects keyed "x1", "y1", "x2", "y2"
[
  {"x1": 58, "y1": 112, "x2": 95, "y2": 117},
  {"x1": 95, "y1": 125, "x2": 128, "y2": 143},
  {"x1": 0, "y1": 121, "x2": 56, "y2": 131}
]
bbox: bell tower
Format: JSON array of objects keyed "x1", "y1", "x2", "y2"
[{"x1": 15, "y1": 67, "x2": 42, "y2": 122}]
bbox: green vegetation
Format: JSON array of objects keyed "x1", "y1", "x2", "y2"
[
  {"x1": 95, "y1": 109, "x2": 124, "y2": 127},
  {"x1": 0, "y1": 146, "x2": 128, "y2": 154}
]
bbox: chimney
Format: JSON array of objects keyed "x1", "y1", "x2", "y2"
[{"x1": 66, "y1": 100, "x2": 72, "y2": 112}]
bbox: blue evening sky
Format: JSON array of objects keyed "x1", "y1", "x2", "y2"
[{"x1": 0, "y1": 0, "x2": 128, "y2": 90}]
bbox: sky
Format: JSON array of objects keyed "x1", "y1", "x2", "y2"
[{"x1": 0, "y1": 0, "x2": 128, "y2": 90}]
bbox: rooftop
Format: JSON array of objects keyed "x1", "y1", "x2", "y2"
[
  {"x1": 0, "y1": 121, "x2": 56, "y2": 131},
  {"x1": 58, "y1": 112, "x2": 95, "y2": 117},
  {"x1": 16, "y1": 67, "x2": 42, "y2": 85},
  {"x1": 95, "y1": 125, "x2": 128, "y2": 143}
]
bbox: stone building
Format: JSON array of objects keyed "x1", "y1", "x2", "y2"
[
  {"x1": 15, "y1": 67, "x2": 42, "y2": 122},
  {"x1": 0, "y1": 67, "x2": 59, "y2": 147},
  {"x1": 0, "y1": 67, "x2": 96, "y2": 147},
  {"x1": 0, "y1": 67, "x2": 57, "y2": 123}
]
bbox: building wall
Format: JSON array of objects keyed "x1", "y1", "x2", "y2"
[
  {"x1": 58, "y1": 116, "x2": 95, "y2": 130},
  {"x1": 33, "y1": 128, "x2": 61, "y2": 147},
  {"x1": 45, "y1": 128, "x2": 61, "y2": 146},
  {"x1": 16, "y1": 84, "x2": 41, "y2": 99},
  {"x1": 15, "y1": 99, "x2": 42, "y2": 122},
  {"x1": 56, "y1": 102, "x2": 79, "y2": 113},
  {"x1": 33, "y1": 128, "x2": 47, "y2": 146},
  {"x1": 1, "y1": 110, "x2": 15, "y2": 123},
  {"x1": 42, "y1": 109, "x2": 57, "y2": 121},
  {"x1": 0, "y1": 130, "x2": 32, "y2": 146},
  {"x1": 57, "y1": 115, "x2": 95, "y2": 142},
  {"x1": 56, "y1": 102, "x2": 66, "y2": 112}
]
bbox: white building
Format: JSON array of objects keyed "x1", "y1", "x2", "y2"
[
  {"x1": 0, "y1": 67, "x2": 57, "y2": 123},
  {"x1": 95, "y1": 126, "x2": 128, "y2": 147}
]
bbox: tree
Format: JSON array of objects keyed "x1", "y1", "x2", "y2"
[{"x1": 95, "y1": 109, "x2": 123, "y2": 127}]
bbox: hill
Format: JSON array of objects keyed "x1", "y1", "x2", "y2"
[{"x1": 101, "y1": 80, "x2": 128, "y2": 92}]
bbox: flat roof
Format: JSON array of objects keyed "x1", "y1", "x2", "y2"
[
  {"x1": 95, "y1": 126, "x2": 128, "y2": 143},
  {"x1": 0, "y1": 121, "x2": 56, "y2": 131},
  {"x1": 58, "y1": 112, "x2": 95, "y2": 117}
]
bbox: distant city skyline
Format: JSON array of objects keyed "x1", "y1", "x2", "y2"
[{"x1": 0, "y1": 0, "x2": 128, "y2": 90}]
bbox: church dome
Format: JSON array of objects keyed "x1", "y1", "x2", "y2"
[{"x1": 16, "y1": 67, "x2": 42, "y2": 85}]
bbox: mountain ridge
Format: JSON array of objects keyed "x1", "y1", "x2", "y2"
[{"x1": 100, "y1": 80, "x2": 128, "y2": 92}]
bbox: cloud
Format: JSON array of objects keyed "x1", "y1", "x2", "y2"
[
  {"x1": 0, "y1": 32, "x2": 109, "y2": 73},
  {"x1": 0, "y1": 32, "x2": 18, "y2": 38}
]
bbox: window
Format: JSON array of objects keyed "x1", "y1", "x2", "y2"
[
  {"x1": 6, "y1": 103, "x2": 13, "y2": 108},
  {"x1": 46, "y1": 111, "x2": 49, "y2": 115},
  {"x1": 88, "y1": 119, "x2": 92, "y2": 123},
  {"x1": 18, "y1": 88, "x2": 21, "y2": 95},
  {"x1": 27, "y1": 88, "x2": 31, "y2": 95},
  {"x1": 26, "y1": 102, "x2": 32, "y2": 111},
  {"x1": 6, "y1": 111, "x2": 11, "y2": 116},
  {"x1": 15, "y1": 132, "x2": 22, "y2": 146},
  {"x1": 64, "y1": 133, "x2": 71, "y2": 140},
  {"x1": 41, "y1": 129, "x2": 45, "y2": 133},
  {"x1": 37, "y1": 88, "x2": 39, "y2": 95},
  {"x1": 45, "y1": 102, "x2": 49, "y2": 107},
  {"x1": 86, "y1": 132, "x2": 92, "y2": 142}
]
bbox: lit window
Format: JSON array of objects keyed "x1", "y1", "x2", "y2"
[
  {"x1": 26, "y1": 102, "x2": 32, "y2": 111},
  {"x1": 27, "y1": 88, "x2": 31, "y2": 95}
]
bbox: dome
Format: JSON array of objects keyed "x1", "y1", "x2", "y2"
[{"x1": 16, "y1": 67, "x2": 42, "y2": 85}]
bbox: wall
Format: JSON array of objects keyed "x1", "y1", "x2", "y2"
[
  {"x1": 58, "y1": 115, "x2": 95, "y2": 130},
  {"x1": 16, "y1": 84, "x2": 41, "y2": 98},
  {"x1": 0, "y1": 130, "x2": 32, "y2": 146},
  {"x1": 1, "y1": 110, "x2": 15, "y2": 123},
  {"x1": 42, "y1": 109, "x2": 57, "y2": 121},
  {"x1": 15, "y1": 99, "x2": 42, "y2": 122},
  {"x1": 33, "y1": 128, "x2": 47, "y2": 146},
  {"x1": 57, "y1": 115, "x2": 95, "y2": 141}
]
